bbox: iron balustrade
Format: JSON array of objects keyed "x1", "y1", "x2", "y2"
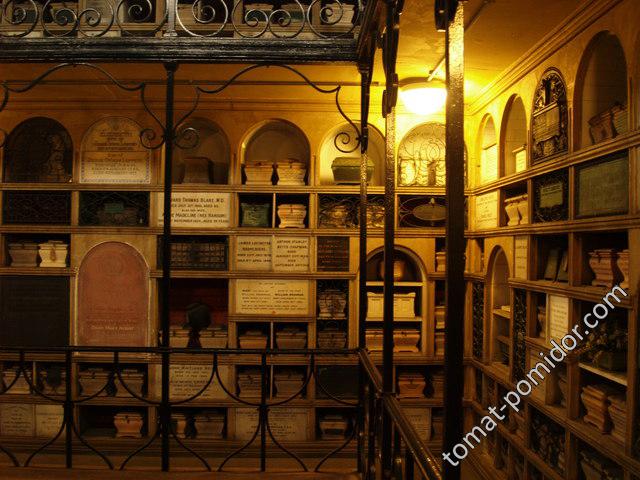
[{"x1": 0, "y1": 345, "x2": 442, "y2": 479}]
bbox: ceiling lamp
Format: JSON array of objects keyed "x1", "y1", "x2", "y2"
[{"x1": 399, "y1": 79, "x2": 447, "y2": 115}]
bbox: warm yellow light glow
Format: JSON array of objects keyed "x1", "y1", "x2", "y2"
[{"x1": 399, "y1": 82, "x2": 447, "y2": 115}]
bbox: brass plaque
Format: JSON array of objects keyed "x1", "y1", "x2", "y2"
[{"x1": 576, "y1": 154, "x2": 629, "y2": 218}]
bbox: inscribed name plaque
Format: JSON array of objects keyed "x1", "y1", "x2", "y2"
[
  {"x1": 0, "y1": 404, "x2": 34, "y2": 436},
  {"x1": 272, "y1": 237, "x2": 309, "y2": 272},
  {"x1": 548, "y1": 295, "x2": 569, "y2": 343},
  {"x1": 168, "y1": 364, "x2": 229, "y2": 400},
  {"x1": 576, "y1": 154, "x2": 629, "y2": 218},
  {"x1": 80, "y1": 117, "x2": 151, "y2": 184},
  {"x1": 514, "y1": 236, "x2": 529, "y2": 279},
  {"x1": 0, "y1": 276, "x2": 69, "y2": 347},
  {"x1": 35, "y1": 405, "x2": 64, "y2": 437},
  {"x1": 481, "y1": 144, "x2": 498, "y2": 184},
  {"x1": 235, "y1": 408, "x2": 308, "y2": 441},
  {"x1": 403, "y1": 407, "x2": 432, "y2": 441},
  {"x1": 475, "y1": 192, "x2": 499, "y2": 230},
  {"x1": 236, "y1": 236, "x2": 272, "y2": 271},
  {"x1": 317, "y1": 236, "x2": 350, "y2": 272},
  {"x1": 158, "y1": 192, "x2": 231, "y2": 228},
  {"x1": 235, "y1": 279, "x2": 310, "y2": 316},
  {"x1": 77, "y1": 242, "x2": 149, "y2": 346}
]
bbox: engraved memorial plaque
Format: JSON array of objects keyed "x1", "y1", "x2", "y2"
[
  {"x1": 317, "y1": 236, "x2": 350, "y2": 272},
  {"x1": 273, "y1": 237, "x2": 309, "y2": 272},
  {"x1": 531, "y1": 69, "x2": 568, "y2": 163},
  {"x1": 158, "y1": 192, "x2": 231, "y2": 228},
  {"x1": 475, "y1": 191, "x2": 499, "y2": 230},
  {"x1": 168, "y1": 364, "x2": 229, "y2": 400},
  {"x1": 236, "y1": 236, "x2": 272, "y2": 271},
  {"x1": 534, "y1": 170, "x2": 568, "y2": 222},
  {"x1": 576, "y1": 153, "x2": 629, "y2": 218},
  {"x1": 481, "y1": 144, "x2": 498, "y2": 183},
  {"x1": 0, "y1": 276, "x2": 70, "y2": 346},
  {"x1": 77, "y1": 242, "x2": 149, "y2": 346},
  {"x1": 235, "y1": 407, "x2": 308, "y2": 441},
  {"x1": 548, "y1": 295, "x2": 569, "y2": 343},
  {"x1": 403, "y1": 407, "x2": 432, "y2": 441},
  {"x1": 35, "y1": 404, "x2": 64, "y2": 437},
  {"x1": 0, "y1": 404, "x2": 34, "y2": 436},
  {"x1": 80, "y1": 117, "x2": 151, "y2": 184},
  {"x1": 514, "y1": 236, "x2": 529, "y2": 280},
  {"x1": 235, "y1": 279, "x2": 310, "y2": 316},
  {"x1": 79, "y1": 191, "x2": 149, "y2": 226},
  {"x1": 4, "y1": 117, "x2": 73, "y2": 183}
]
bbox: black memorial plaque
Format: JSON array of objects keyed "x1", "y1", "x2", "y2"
[
  {"x1": 79, "y1": 191, "x2": 149, "y2": 226},
  {"x1": 0, "y1": 276, "x2": 70, "y2": 346},
  {"x1": 317, "y1": 236, "x2": 350, "y2": 272},
  {"x1": 2, "y1": 191, "x2": 71, "y2": 225}
]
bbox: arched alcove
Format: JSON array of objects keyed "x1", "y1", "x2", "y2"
[
  {"x1": 478, "y1": 115, "x2": 498, "y2": 184},
  {"x1": 575, "y1": 32, "x2": 628, "y2": 149},
  {"x1": 487, "y1": 247, "x2": 511, "y2": 371},
  {"x1": 174, "y1": 117, "x2": 231, "y2": 185},
  {"x1": 501, "y1": 96, "x2": 528, "y2": 176},
  {"x1": 318, "y1": 123, "x2": 385, "y2": 186},
  {"x1": 241, "y1": 119, "x2": 310, "y2": 186},
  {"x1": 3, "y1": 117, "x2": 73, "y2": 183}
]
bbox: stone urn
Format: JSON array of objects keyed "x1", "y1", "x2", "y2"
[
  {"x1": 504, "y1": 197, "x2": 521, "y2": 226},
  {"x1": 514, "y1": 194, "x2": 529, "y2": 224},
  {"x1": 38, "y1": 241, "x2": 68, "y2": 267},
  {"x1": 317, "y1": 289, "x2": 347, "y2": 319},
  {"x1": 276, "y1": 159, "x2": 306, "y2": 186},
  {"x1": 114, "y1": 412, "x2": 143, "y2": 438},
  {"x1": 181, "y1": 156, "x2": 213, "y2": 184},
  {"x1": 588, "y1": 249, "x2": 620, "y2": 288},
  {"x1": 8, "y1": 243, "x2": 39, "y2": 267},
  {"x1": 616, "y1": 249, "x2": 629, "y2": 289},
  {"x1": 277, "y1": 203, "x2": 307, "y2": 228},
  {"x1": 244, "y1": 161, "x2": 273, "y2": 185},
  {"x1": 435, "y1": 251, "x2": 446, "y2": 272}
]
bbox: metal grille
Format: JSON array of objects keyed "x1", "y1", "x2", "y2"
[
  {"x1": 2, "y1": 191, "x2": 71, "y2": 225},
  {"x1": 158, "y1": 236, "x2": 228, "y2": 270},
  {"x1": 472, "y1": 282, "x2": 484, "y2": 360},
  {"x1": 512, "y1": 289, "x2": 526, "y2": 381},
  {"x1": 79, "y1": 191, "x2": 149, "y2": 226}
]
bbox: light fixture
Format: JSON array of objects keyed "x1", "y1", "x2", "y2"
[{"x1": 399, "y1": 78, "x2": 447, "y2": 115}]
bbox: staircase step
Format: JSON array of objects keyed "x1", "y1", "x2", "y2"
[{"x1": 0, "y1": 467, "x2": 360, "y2": 480}]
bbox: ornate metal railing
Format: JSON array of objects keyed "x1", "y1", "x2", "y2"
[
  {"x1": 0, "y1": 345, "x2": 441, "y2": 479},
  {"x1": 0, "y1": 0, "x2": 363, "y2": 39}
]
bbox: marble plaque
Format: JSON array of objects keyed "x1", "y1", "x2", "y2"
[
  {"x1": 514, "y1": 148, "x2": 527, "y2": 173},
  {"x1": 236, "y1": 236, "x2": 272, "y2": 271},
  {"x1": 273, "y1": 237, "x2": 309, "y2": 272},
  {"x1": 548, "y1": 295, "x2": 569, "y2": 342},
  {"x1": 576, "y1": 155, "x2": 629, "y2": 218},
  {"x1": 235, "y1": 407, "x2": 308, "y2": 441},
  {"x1": 475, "y1": 191, "x2": 499, "y2": 230},
  {"x1": 0, "y1": 403, "x2": 34, "y2": 436},
  {"x1": 80, "y1": 117, "x2": 151, "y2": 184},
  {"x1": 235, "y1": 279, "x2": 310, "y2": 316},
  {"x1": 77, "y1": 242, "x2": 149, "y2": 347},
  {"x1": 533, "y1": 104, "x2": 561, "y2": 143},
  {"x1": 317, "y1": 236, "x2": 350, "y2": 272},
  {"x1": 514, "y1": 236, "x2": 529, "y2": 280},
  {"x1": 403, "y1": 407, "x2": 432, "y2": 441},
  {"x1": 158, "y1": 192, "x2": 231, "y2": 228},
  {"x1": 539, "y1": 182, "x2": 564, "y2": 209},
  {"x1": 481, "y1": 144, "x2": 498, "y2": 184},
  {"x1": 35, "y1": 404, "x2": 64, "y2": 437},
  {"x1": 168, "y1": 364, "x2": 229, "y2": 400}
]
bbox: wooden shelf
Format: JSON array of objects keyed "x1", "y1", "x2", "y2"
[
  {"x1": 508, "y1": 279, "x2": 633, "y2": 308},
  {"x1": 495, "y1": 335, "x2": 511, "y2": 346},
  {"x1": 578, "y1": 362, "x2": 628, "y2": 386},
  {"x1": 0, "y1": 267, "x2": 74, "y2": 276},
  {"x1": 365, "y1": 281, "x2": 423, "y2": 287},
  {"x1": 492, "y1": 308, "x2": 511, "y2": 319}
]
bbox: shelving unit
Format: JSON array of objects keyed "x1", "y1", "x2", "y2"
[{"x1": 464, "y1": 6, "x2": 640, "y2": 478}]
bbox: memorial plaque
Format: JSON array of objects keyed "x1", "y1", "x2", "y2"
[
  {"x1": 531, "y1": 69, "x2": 568, "y2": 163},
  {"x1": 548, "y1": 295, "x2": 569, "y2": 343},
  {"x1": 80, "y1": 117, "x2": 151, "y2": 184},
  {"x1": 514, "y1": 147, "x2": 527, "y2": 173},
  {"x1": 576, "y1": 154, "x2": 629, "y2": 218},
  {"x1": 481, "y1": 144, "x2": 498, "y2": 184},
  {"x1": 534, "y1": 170, "x2": 568, "y2": 222},
  {"x1": 4, "y1": 117, "x2": 73, "y2": 183},
  {"x1": 514, "y1": 236, "x2": 529, "y2": 280},
  {"x1": 0, "y1": 276, "x2": 69, "y2": 346},
  {"x1": 475, "y1": 191, "x2": 499, "y2": 230},
  {"x1": 403, "y1": 407, "x2": 432, "y2": 441},
  {"x1": 168, "y1": 364, "x2": 229, "y2": 400},
  {"x1": 273, "y1": 237, "x2": 309, "y2": 272},
  {"x1": 77, "y1": 242, "x2": 149, "y2": 346},
  {"x1": 235, "y1": 407, "x2": 308, "y2": 441},
  {"x1": 3, "y1": 191, "x2": 71, "y2": 225},
  {"x1": 79, "y1": 191, "x2": 149, "y2": 226},
  {"x1": 35, "y1": 404, "x2": 64, "y2": 437},
  {"x1": 158, "y1": 192, "x2": 231, "y2": 228},
  {"x1": 0, "y1": 404, "x2": 34, "y2": 436},
  {"x1": 317, "y1": 236, "x2": 350, "y2": 272},
  {"x1": 236, "y1": 236, "x2": 272, "y2": 271},
  {"x1": 235, "y1": 279, "x2": 310, "y2": 316}
]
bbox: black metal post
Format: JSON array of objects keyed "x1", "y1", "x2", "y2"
[
  {"x1": 160, "y1": 61, "x2": 178, "y2": 472},
  {"x1": 443, "y1": 2, "x2": 465, "y2": 479},
  {"x1": 64, "y1": 350, "x2": 73, "y2": 468}
]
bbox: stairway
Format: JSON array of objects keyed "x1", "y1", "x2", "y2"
[{"x1": 0, "y1": 468, "x2": 360, "y2": 480}]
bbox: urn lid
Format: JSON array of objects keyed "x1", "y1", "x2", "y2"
[{"x1": 332, "y1": 156, "x2": 374, "y2": 168}]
